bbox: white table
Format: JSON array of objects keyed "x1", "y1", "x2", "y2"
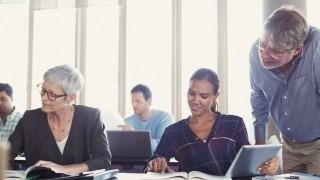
[{"x1": 114, "y1": 173, "x2": 320, "y2": 180}]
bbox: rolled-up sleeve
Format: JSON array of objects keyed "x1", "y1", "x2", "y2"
[{"x1": 249, "y1": 45, "x2": 270, "y2": 142}]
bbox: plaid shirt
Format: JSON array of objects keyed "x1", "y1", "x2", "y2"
[
  {"x1": 151, "y1": 112, "x2": 250, "y2": 175},
  {"x1": 0, "y1": 107, "x2": 23, "y2": 141}
]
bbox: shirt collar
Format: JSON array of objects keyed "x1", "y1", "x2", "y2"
[{"x1": 7, "y1": 106, "x2": 18, "y2": 120}]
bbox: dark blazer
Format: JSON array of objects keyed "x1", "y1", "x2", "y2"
[{"x1": 9, "y1": 105, "x2": 111, "y2": 170}]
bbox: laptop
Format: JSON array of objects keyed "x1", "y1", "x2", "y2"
[
  {"x1": 225, "y1": 144, "x2": 282, "y2": 178},
  {"x1": 107, "y1": 130, "x2": 152, "y2": 163}
]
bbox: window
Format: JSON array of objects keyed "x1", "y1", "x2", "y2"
[
  {"x1": 0, "y1": 0, "x2": 282, "y2": 144},
  {"x1": 228, "y1": 0, "x2": 262, "y2": 143},
  {"x1": 85, "y1": 5, "x2": 120, "y2": 114},
  {"x1": 31, "y1": 8, "x2": 76, "y2": 108},
  {"x1": 125, "y1": 0, "x2": 172, "y2": 117},
  {"x1": 180, "y1": 0, "x2": 218, "y2": 118},
  {"x1": 30, "y1": 2, "x2": 120, "y2": 112},
  {"x1": 307, "y1": 0, "x2": 320, "y2": 27},
  {"x1": 0, "y1": 3, "x2": 28, "y2": 112}
]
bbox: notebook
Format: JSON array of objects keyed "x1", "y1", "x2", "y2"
[
  {"x1": 225, "y1": 144, "x2": 282, "y2": 178},
  {"x1": 107, "y1": 130, "x2": 152, "y2": 162}
]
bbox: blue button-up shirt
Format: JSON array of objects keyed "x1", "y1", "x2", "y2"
[{"x1": 249, "y1": 26, "x2": 320, "y2": 143}]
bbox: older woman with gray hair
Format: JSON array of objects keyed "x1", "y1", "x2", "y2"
[{"x1": 8, "y1": 64, "x2": 111, "y2": 175}]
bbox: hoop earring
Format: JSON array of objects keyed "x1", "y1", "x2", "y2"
[
  {"x1": 210, "y1": 102, "x2": 218, "y2": 112},
  {"x1": 215, "y1": 103, "x2": 218, "y2": 112}
]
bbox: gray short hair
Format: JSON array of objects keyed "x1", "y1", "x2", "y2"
[
  {"x1": 262, "y1": 4, "x2": 309, "y2": 50},
  {"x1": 43, "y1": 64, "x2": 84, "y2": 96}
]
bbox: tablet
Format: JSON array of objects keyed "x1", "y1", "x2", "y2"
[{"x1": 225, "y1": 144, "x2": 282, "y2": 178}]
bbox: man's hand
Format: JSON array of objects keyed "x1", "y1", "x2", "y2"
[
  {"x1": 118, "y1": 125, "x2": 134, "y2": 130},
  {"x1": 147, "y1": 157, "x2": 175, "y2": 173},
  {"x1": 258, "y1": 157, "x2": 279, "y2": 175}
]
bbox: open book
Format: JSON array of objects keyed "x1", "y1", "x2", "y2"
[
  {"x1": 4, "y1": 166, "x2": 66, "y2": 180},
  {"x1": 142, "y1": 171, "x2": 231, "y2": 180},
  {"x1": 26, "y1": 166, "x2": 72, "y2": 179},
  {"x1": 5, "y1": 166, "x2": 119, "y2": 180}
]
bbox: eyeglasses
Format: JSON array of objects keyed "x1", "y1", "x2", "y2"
[
  {"x1": 256, "y1": 39, "x2": 288, "y2": 60},
  {"x1": 36, "y1": 83, "x2": 67, "y2": 101}
]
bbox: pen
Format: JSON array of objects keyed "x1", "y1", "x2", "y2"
[
  {"x1": 285, "y1": 176, "x2": 299, "y2": 179},
  {"x1": 253, "y1": 175, "x2": 267, "y2": 180},
  {"x1": 293, "y1": 172, "x2": 320, "y2": 177},
  {"x1": 81, "y1": 169, "x2": 106, "y2": 175}
]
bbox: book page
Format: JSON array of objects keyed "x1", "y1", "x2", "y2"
[
  {"x1": 188, "y1": 171, "x2": 231, "y2": 180},
  {"x1": 4, "y1": 170, "x2": 25, "y2": 179},
  {"x1": 25, "y1": 166, "x2": 68, "y2": 179},
  {"x1": 141, "y1": 172, "x2": 188, "y2": 180}
]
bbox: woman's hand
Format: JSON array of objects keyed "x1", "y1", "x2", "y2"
[
  {"x1": 34, "y1": 160, "x2": 52, "y2": 167},
  {"x1": 118, "y1": 125, "x2": 134, "y2": 130},
  {"x1": 34, "y1": 160, "x2": 88, "y2": 175},
  {"x1": 34, "y1": 160, "x2": 69, "y2": 174},
  {"x1": 258, "y1": 157, "x2": 279, "y2": 175},
  {"x1": 147, "y1": 157, "x2": 175, "y2": 173}
]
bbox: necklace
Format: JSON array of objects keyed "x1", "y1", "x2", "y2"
[{"x1": 49, "y1": 106, "x2": 74, "y2": 132}]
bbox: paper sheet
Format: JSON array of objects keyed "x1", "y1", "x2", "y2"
[{"x1": 101, "y1": 110, "x2": 125, "y2": 130}]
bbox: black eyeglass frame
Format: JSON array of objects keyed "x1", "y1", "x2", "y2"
[{"x1": 36, "y1": 83, "x2": 67, "y2": 101}]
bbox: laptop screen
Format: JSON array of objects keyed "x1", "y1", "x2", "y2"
[{"x1": 106, "y1": 130, "x2": 152, "y2": 162}]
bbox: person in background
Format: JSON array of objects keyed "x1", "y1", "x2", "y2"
[
  {"x1": 119, "y1": 84, "x2": 174, "y2": 152},
  {"x1": 0, "y1": 83, "x2": 22, "y2": 141},
  {"x1": 146, "y1": 68, "x2": 279, "y2": 175},
  {"x1": 9, "y1": 64, "x2": 111, "y2": 175},
  {"x1": 249, "y1": 5, "x2": 320, "y2": 174}
]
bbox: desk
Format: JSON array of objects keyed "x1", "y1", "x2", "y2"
[
  {"x1": 15, "y1": 156, "x2": 178, "y2": 166},
  {"x1": 113, "y1": 173, "x2": 320, "y2": 180},
  {"x1": 111, "y1": 157, "x2": 178, "y2": 173},
  {"x1": 111, "y1": 157, "x2": 178, "y2": 166},
  {"x1": 255, "y1": 174, "x2": 320, "y2": 180},
  {"x1": 115, "y1": 173, "x2": 145, "y2": 180},
  {"x1": 4, "y1": 171, "x2": 320, "y2": 180},
  {"x1": 13, "y1": 156, "x2": 176, "y2": 173}
]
